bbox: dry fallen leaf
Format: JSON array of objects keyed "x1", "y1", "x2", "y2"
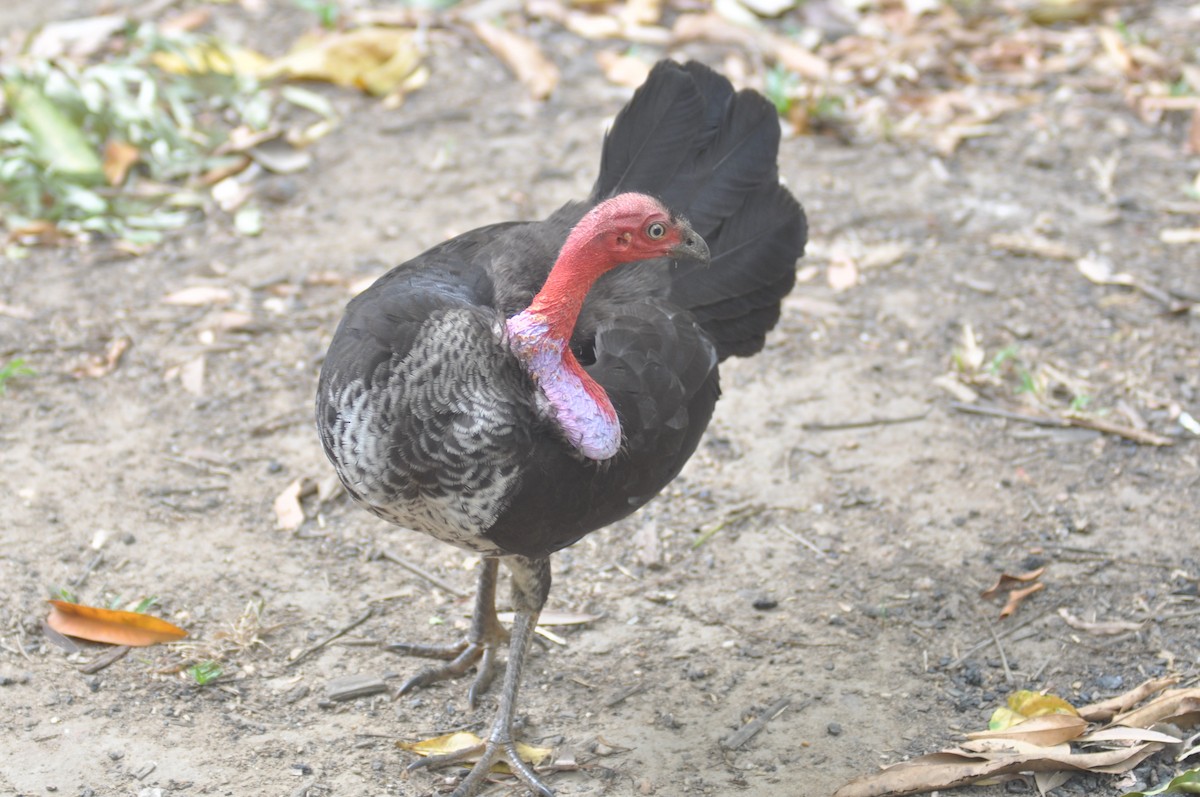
[
  {"x1": 989, "y1": 232, "x2": 1079, "y2": 261},
  {"x1": 179, "y1": 355, "x2": 206, "y2": 396},
  {"x1": 999, "y1": 581, "x2": 1043, "y2": 618},
  {"x1": 980, "y1": 567, "x2": 1045, "y2": 600},
  {"x1": 267, "y1": 28, "x2": 425, "y2": 97},
  {"x1": 398, "y1": 731, "x2": 552, "y2": 772},
  {"x1": 1079, "y1": 676, "x2": 1181, "y2": 722},
  {"x1": 1058, "y1": 607, "x2": 1144, "y2": 636},
  {"x1": 163, "y1": 285, "x2": 235, "y2": 306},
  {"x1": 990, "y1": 689, "x2": 1079, "y2": 731},
  {"x1": 969, "y1": 713, "x2": 1087, "y2": 746},
  {"x1": 833, "y1": 738, "x2": 1165, "y2": 797},
  {"x1": 152, "y1": 42, "x2": 272, "y2": 78},
  {"x1": 827, "y1": 258, "x2": 859, "y2": 291},
  {"x1": 473, "y1": 22, "x2": 559, "y2": 100},
  {"x1": 596, "y1": 50, "x2": 652, "y2": 88},
  {"x1": 46, "y1": 599, "x2": 188, "y2": 646},
  {"x1": 274, "y1": 478, "x2": 308, "y2": 531},
  {"x1": 72, "y1": 336, "x2": 131, "y2": 379},
  {"x1": 103, "y1": 140, "x2": 140, "y2": 186},
  {"x1": 1112, "y1": 689, "x2": 1200, "y2": 730},
  {"x1": 497, "y1": 610, "x2": 601, "y2": 626}
]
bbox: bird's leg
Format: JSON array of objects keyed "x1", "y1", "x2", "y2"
[
  {"x1": 408, "y1": 556, "x2": 555, "y2": 797},
  {"x1": 391, "y1": 557, "x2": 509, "y2": 706}
]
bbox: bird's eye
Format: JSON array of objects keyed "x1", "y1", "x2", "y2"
[{"x1": 646, "y1": 222, "x2": 666, "y2": 239}]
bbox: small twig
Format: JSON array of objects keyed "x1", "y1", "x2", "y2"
[
  {"x1": 603, "y1": 682, "x2": 650, "y2": 708},
  {"x1": 984, "y1": 621, "x2": 1013, "y2": 684},
  {"x1": 721, "y1": 696, "x2": 793, "y2": 750},
  {"x1": 375, "y1": 548, "x2": 467, "y2": 599},
  {"x1": 802, "y1": 410, "x2": 930, "y2": 432},
  {"x1": 287, "y1": 607, "x2": 375, "y2": 669},
  {"x1": 949, "y1": 402, "x2": 1174, "y2": 446},
  {"x1": 71, "y1": 552, "x2": 104, "y2": 588},
  {"x1": 79, "y1": 645, "x2": 130, "y2": 674}
]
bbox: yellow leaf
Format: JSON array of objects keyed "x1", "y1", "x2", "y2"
[
  {"x1": 990, "y1": 690, "x2": 1078, "y2": 730},
  {"x1": 267, "y1": 28, "x2": 422, "y2": 97},
  {"x1": 46, "y1": 600, "x2": 188, "y2": 646},
  {"x1": 398, "y1": 731, "x2": 552, "y2": 771},
  {"x1": 152, "y1": 42, "x2": 272, "y2": 77}
]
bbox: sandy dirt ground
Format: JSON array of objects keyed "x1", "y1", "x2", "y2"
[{"x1": 2, "y1": 2, "x2": 1199, "y2": 796}]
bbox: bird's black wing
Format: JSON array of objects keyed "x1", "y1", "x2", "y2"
[{"x1": 484, "y1": 300, "x2": 718, "y2": 557}]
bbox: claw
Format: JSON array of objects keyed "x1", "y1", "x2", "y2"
[
  {"x1": 408, "y1": 738, "x2": 554, "y2": 797},
  {"x1": 387, "y1": 558, "x2": 508, "y2": 703}
]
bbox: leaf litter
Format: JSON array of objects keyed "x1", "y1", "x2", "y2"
[{"x1": 835, "y1": 677, "x2": 1200, "y2": 797}]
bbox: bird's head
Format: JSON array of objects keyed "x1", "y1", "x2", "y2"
[
  {"x1": 525, "y1": 193, "x2": 708, "y2": 340},
  {"x1": 584, "y1": 193, "x2": 710, "y2": 268}
]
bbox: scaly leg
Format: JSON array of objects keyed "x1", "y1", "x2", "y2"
[
  {"x1": 407, "y1": 556, "x2": 555, "y2": 797},
  {"x1": 389, "y1": 557, "x2": 508, "y2": 706}
]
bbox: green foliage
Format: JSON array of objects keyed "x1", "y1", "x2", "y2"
[
  {"x1": 188, "y1": 660, "x2": 223, "y2": 686},
  {"x1": 0, "y1": 23, "x2": 274, "y2": 246},
  {"x1": 50, "y1": 585, "x2": 77, "y2": 603},
  {"x1": 292, "y1": 0, "x2": 340, "y2": 28},
  {"x1": 0, "y1": 358, "x2": 34, "y2": 393}
]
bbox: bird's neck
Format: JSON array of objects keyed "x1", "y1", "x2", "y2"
[{"x1": 506, "y1": 228, "x2": 620, "y2": 461}]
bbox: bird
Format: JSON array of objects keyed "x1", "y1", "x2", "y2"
[{"x1": 315, "y1": 59, "x2": 807, "y2": 797}]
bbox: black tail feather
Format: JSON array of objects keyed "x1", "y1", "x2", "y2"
[{"x1": 593, "y1": 60, "x2": 807, "y2": 361}]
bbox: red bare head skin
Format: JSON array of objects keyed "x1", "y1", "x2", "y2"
[{"x1": 527, "y1": 193, "x2": 708, "y2": 339}]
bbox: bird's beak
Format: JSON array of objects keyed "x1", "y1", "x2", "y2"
[{"x1": 671, "y1": 223, "x2": 710, "y2": 266}]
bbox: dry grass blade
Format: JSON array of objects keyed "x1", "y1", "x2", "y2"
[{"x1": 46, "y1": 600, "x2": 188, "y2": 647}]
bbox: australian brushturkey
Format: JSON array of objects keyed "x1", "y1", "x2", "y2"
[{"x1": 316, "y1": 60, "x2": 807, "y2": 796}]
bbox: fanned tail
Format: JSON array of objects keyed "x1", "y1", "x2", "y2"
[{"x1": 592, "y1": 60, "x2": 807, "y2": 361}]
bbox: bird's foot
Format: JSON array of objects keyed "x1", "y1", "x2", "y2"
[
  {"x1": 389, "y1": 637, "x2": 504, "y2": 707},
  {"x1": 408, "y1": 735, "x2": 554, "y2": 797}
]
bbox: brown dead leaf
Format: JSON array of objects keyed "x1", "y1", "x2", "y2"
[
  {"x1": 999, "y1": 582, "x2": 1043, "y2": 618},
  {"x1": 967, "y1": 713, "x2": 1088, "y2": 747},
  {"x1": 72, "y1": 336, "x2": 131, "y2": 379},
  {"x1": 1078, "y1": 675, "x2": 1180, "y2": 722},
  {"x1": 103, "y1": 140, "x2": 139, "y2": 186},
  {"x1": 46, "y1": 600, "x2": 188, "y2": 647},
  {"x1": 1112, "y1": 689, "x2": 1200, "y2": 730},
  {"x1": 672, "y1": 12, "x2": 829, "y2": 80},
  {"x1": 1057, "y1": 607, "x2": 1144, "y2": 636},
  {"x1": 980, "y1": 567, "x2": 1045, "y2": 600},
  {"x1": 472, "y1": 22, "x2": 559, "y2": 100},
  {"x1": 832, "y1": 739, "x2": 1164, "y2": 797}
]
